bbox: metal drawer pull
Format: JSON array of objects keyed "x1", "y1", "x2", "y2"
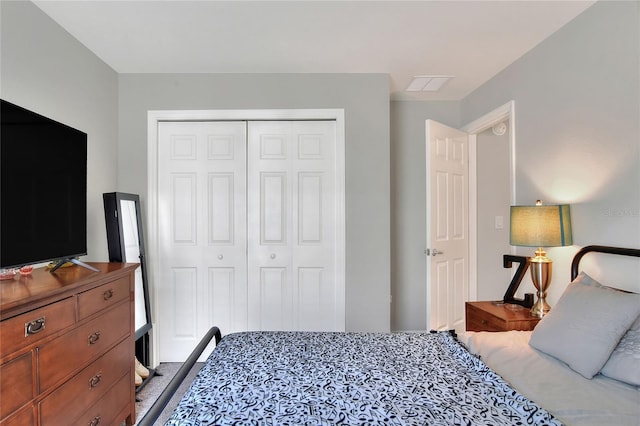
[
  {"x1": 103, "y1": 289, "x2": 114, "y2": 300},
  {"x1": 88, "y1": 331, "x2": 101, "y2": 345},
  {"x1": 89, "y1": 373, "x2": 102, "y2": 388},
  {"x1": 88, "y1": 415, "x2": 101, "y2": 426},
  {"x1": 25, "y1": 317, "x2": 46, "y2": 336}
]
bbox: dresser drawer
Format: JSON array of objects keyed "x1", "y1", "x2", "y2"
[
  {"x1": 39, "y1": 338, "x2": 131, "y2": 425},
  {"x1": 38, "y1": 301, "x2": 130, "y2": 393},
  {"x1": 77, "y1": 277, "x2": 130, "y2": 321},
  {"x1": 0, "y1": 405, "x2": 34, "y2": 426},
  {"x1": 0, "y1": 352, "x2": 34, "y2": 420},
  {"x1": 74, "y1": 373, "x2": 132, "y2": 426},
  {"x1": 0, "y1": 298, "x2": 75, "y2": 359}
]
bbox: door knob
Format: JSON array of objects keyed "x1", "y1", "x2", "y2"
[
  {"x1": 270, "y1": 253, "x2": 276, "y2": 259},
  {"x1": 217, "y1": 254, "x2": 223, "y2": 260},
  {"x1": 432, "y1": 249, "x2": 444, "y2": 256}
]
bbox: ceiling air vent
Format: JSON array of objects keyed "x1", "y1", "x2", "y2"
[{"x1": 406, "y1": 75, "x2": 454, "y2": 92}]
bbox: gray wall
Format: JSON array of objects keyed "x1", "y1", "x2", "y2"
[
  {"x1": 390, "y1": 101, "x2": 460, "y2": 331},
  {"x1": 462, "y1": 0, "x2": 640, "y2": 301},
  {"x1": 117, "y1": 73, "x2": 391, "y2": 332},
  {"x1": 0, "y1": 1, "x2": 119, "y2": 264},
  {"x1": 476, "y1": 122, "x2": 511, "y2": 300}
]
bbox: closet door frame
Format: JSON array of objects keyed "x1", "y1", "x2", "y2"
[{"x1": 147, "y1": 109, "x2": 345, "y2": 367}]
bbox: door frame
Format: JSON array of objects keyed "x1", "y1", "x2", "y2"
[
  {"x1": 147, "y1": 108, "x2": 346, "y2": 366},
  {"x1": 462, "y1": 100, "x2": 516, "y2": 301}
]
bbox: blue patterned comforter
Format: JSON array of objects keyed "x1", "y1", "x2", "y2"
[{"x1": 165, "y1": 331, "x2": 561, "y2": 425}]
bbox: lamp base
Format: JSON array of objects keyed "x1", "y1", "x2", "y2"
[
  {"x1": 530, "y1": 297, "x2": 550, "y2": 318},
  {"x1": 530, "y1": 248, "x2": 552, "y2": 318}
]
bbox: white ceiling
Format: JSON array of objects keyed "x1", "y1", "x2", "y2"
[{"x1": 33, "y1": 0, "x2": 596, "y2": 101}]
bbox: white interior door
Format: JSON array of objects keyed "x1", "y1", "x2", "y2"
[
  {"x1": 426, "y1": 120, "x2": 469, "y2": 332},
  {"x1": 247, "y1": 121, "x2": 339, "y2": 331},
  {"x1": 157, "y1": 121, "x2": 247, "y2": 361}
]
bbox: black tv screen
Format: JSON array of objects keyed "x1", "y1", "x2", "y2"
[{"x1": 1, "y1": 99, "x2": 88, "y2": 269}]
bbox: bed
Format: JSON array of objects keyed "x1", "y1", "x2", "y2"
[{"x1": 139, "y1": 246, "x2": 640, "y2": 425}]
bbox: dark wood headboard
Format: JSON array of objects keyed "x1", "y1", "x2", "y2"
[{"x1": 571, "y1": 245, "x2": 640, "y2": 281}]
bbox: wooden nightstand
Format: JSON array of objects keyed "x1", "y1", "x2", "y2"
[{"x1": 465, "y1": 301, "x2": 541, "y2": 332}]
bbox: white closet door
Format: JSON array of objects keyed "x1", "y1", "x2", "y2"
[
  {"x1": 156, "y1": 118, "x2": 343, "y2": 361},
  {"x1": 247, "y1": 121, "x2": 339, "y2": 331},
  {"x1": 157, "y1": 121, "x2": 247, "y2": 361}
]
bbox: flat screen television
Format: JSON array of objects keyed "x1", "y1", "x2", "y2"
[{"x1": 1, "y1": 99, "x2": 90, "y2": 271}]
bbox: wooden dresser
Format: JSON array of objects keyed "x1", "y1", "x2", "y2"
[
  {"x1": 0, "y1": 263, "x2": 137, "y2": 425},
  {"x1": 465, "y1": 301, "x2": 541, "y2": 332}
]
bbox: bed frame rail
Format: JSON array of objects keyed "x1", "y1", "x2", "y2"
[
  {"x1": 137, "y1": 326, "x2": 222, "y2": 426},
  {"x1": 571, "y1": 245, "x2": 640, "y2": 281}
]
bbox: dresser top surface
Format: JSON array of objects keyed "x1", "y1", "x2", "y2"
[{"x1": 0, "y1": 262, "x2": 137, "y2": 319}]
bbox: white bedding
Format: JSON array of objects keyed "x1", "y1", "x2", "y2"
[{"x1": 460, "y1": 330, "x2": 640, "y2": 426}]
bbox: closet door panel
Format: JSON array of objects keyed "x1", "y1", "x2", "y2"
[
  {"x1": 248, "y1": 121, "x2": 337, "y2": 332},
  {"x1": 157, "y1": 121, "x2": 247, "y2": 361},
  {"x1": 261, "y1": 172, "x2": 287, "y2": 244},
  {"x1": 208, "y1": 173, "x2": 234, "y2": 244}
]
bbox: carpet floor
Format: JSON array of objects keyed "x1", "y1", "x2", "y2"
[{"x1": 134, "y1": 362, "x2": 204, "y2": 425}]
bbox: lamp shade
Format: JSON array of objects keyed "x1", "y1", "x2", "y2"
[{"x1": 510, "y1": 204, "x2": 572, "y2": 247}]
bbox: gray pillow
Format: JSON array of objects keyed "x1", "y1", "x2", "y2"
[
  {"x1": 529, "y1": 272, "x2": 640, "y2": 379},
  {"x1": 600, "y1": 315, "x2": 640, "y2": 386}
]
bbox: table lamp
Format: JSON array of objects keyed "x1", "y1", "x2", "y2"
[{"x1": 510, "y1": 201, "x2": 572, "y2": 318}]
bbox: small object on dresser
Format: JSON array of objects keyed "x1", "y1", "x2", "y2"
[
  {"x1": 19, "y1": 265, "x2": 33, "y2": 275},
  {"x1": 0, "y1": 268, "x2": 16, "y2": 280}
]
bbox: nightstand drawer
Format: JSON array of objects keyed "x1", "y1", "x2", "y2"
[{"x1": 466, "y1": 310, "x2": 505, "y2": 332}]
